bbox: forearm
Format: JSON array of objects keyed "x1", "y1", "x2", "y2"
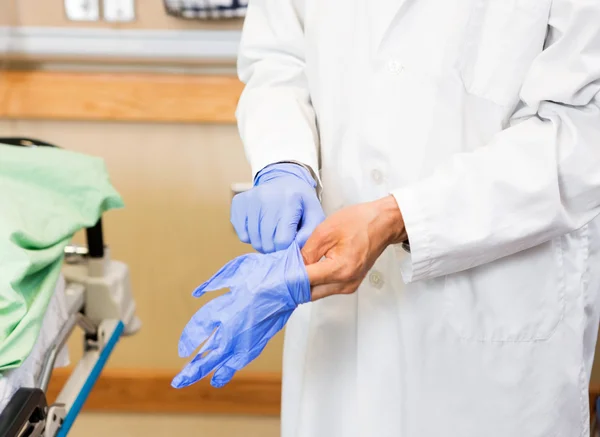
[
  {"x1": 236, "y1": 0, "x2": 320, "y2": 182},
  {"x1": 372, "y1": 195, "x2": 407, "y2": 247},
  {"x1": 392, "y1": 0, "x2": 600, "y2": 283}
]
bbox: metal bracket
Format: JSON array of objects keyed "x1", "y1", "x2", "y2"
[
  {"x1": 44, "y1": 404, "x2": 66, "y2": 437},
  {"x1": 63, "y1": 245, "x2": 89, "y2": 265}
]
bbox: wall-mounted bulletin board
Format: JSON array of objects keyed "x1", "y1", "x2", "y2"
[
  {"x1": 2, "y1": 0, "x2": 244, "y2": 30},
  {"x1": 0, "y1": 1, "x2": 244, "y2": 67}
]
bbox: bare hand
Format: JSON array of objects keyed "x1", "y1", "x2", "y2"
[{"x1": 302, "y1": 196, "x2": 406, "y2": 300}]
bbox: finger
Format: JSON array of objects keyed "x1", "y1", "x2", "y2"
[
  {"x1": 301, "y1": 228, "x2": 333, "y2": 265},
  {"x1": 296, "y1": 200, "x2": 326, "y2": 249},
  {"x1": 231, "y1": 315, "x2": 286, "y2": 370},
  {"x1": 210, "y1": 315, "x2": 289, "y2": 388},
  {"x1": 273, "y1": 199, "x2": 303, "y2": 252},
  {"x1": 310, "y1": 283, "x2": 340, "y2": 301},
  {"x1": 197, "y1": 324, "x2": 223, "y2": 355},
  {"x1": 310, "y1": 278, "x2": 362, "y2": 301},
  {"x1": 260, "y1": 210, "x2": 279, "y2": 254},
  {"x1": 247, "y1": 200, "x2": 263, "y2": 253},
  {"x1": 222, "y1": 339, "x2": 270, "y2": 374},
  {"x1": 211, "y1": 364, "x2": 237, "y2": 388},
  {"x1": 304, "y1": 258, "x2": 339, "y2": 286},
  {"x1": 230, "y1": 194, "x2": 250, "y2": 243},
  {"x1": 171, "y1": 343, "x2": 228, "y2": 389},
  {"x1": 193, "y1": 255, "x2": 256, "y2": 297},
  {"x1": 178, "y1": 314, "x2": 219, "y2": 358},
  {"x1": 178, "y1": 295, "x2": 233, "y2": 357}
]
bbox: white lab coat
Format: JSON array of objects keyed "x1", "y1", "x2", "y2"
[{"x1": 235, "y1": 0, "x2": 600, "y2": 435}]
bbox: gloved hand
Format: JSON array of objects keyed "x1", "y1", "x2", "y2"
[
  {"x1": 171, "y1": 240, "x2": 310, "y2": 389},
  {"x1": 231, "y1": 163, "x2": 325, "y2": 253}
]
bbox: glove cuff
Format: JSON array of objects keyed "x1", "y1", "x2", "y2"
[
  {"x1": 254, "y1": 162, "x2": 317, "y2": 189},
  {"x1": 283, "y1": 241, "x2": 312, "y2": 305}
]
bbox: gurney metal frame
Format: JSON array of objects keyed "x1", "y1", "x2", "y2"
[{"x1": 0, "y1": 138, "x2": 140, "y2": 437}]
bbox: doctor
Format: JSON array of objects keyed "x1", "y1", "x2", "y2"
[{"x1": 231, "y1": 0, "x2": 600, "y2": 435}]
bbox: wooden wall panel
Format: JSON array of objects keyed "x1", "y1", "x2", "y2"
[
  {"x1": 47, "y1": 369, "x2": 282, "y2": 416},
  {"x1": 0, "y1": 70, "x2": 244, "y2": 123},
  {"x1": 45, "y1": 368, "x2": 600, "y2": 420}
]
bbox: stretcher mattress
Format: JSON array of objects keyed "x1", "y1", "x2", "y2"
[{"x1": 0, "y1": 274, "x2": 70, "y2": 412}]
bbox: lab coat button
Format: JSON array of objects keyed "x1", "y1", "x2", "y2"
[
  {"x1": 369, "y1": 270, "x2": 384, "y2": 289},
  {"x1": 371, "y1": 169, "x2": 383, "y2": 184},
  {"x1": 387, "y1": 60, "x2": 404, "y2": 75}
]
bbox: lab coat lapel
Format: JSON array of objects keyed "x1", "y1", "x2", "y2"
[{"x1": 371, "y1": 0, "x2": 409, "y2": 49}]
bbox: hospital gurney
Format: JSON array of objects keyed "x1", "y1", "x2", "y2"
[{"x1": 0, "y1": 138, "x2": 140, "y2": 437}]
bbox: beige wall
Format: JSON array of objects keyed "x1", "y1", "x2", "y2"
[
  {"x1": 0, "y1": 0, "x2": 17, "y2": 26},
  {"x1": 5, "y1": 0, "x2": 243, "y2": 30},
  {"x1": 0, "y1": 119, "x2": 284, "y2": 373}
]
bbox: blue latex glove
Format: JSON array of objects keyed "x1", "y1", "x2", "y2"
[
  {"x1": 231, "y1": 163, "x2": 325, "y2": 253},
  {"x1": 171, "y1": 240, "x2": 311, "y2": 389}
]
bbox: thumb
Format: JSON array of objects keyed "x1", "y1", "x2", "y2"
[
  {"x1": 300, "y1": 226, "x2": 332, "y2": 265},
  {"x1": 296, "y1": 198, "x2": 326, "y2": 249},
  {"x1": 305, "y1": 257, "x2": 338, "y2": 286}
]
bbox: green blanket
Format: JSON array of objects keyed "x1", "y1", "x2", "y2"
[{"x1": 0, "y1": 143, "x2": 124, "y2": 373}]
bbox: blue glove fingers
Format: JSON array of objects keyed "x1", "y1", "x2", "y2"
[
  {"x1": 178, "y1": 316, "x2": 219, "y2": 358},
  {"x1": 259, "y1": 210, "x2": 280, "y2": 254},
  {"x1": 246, "y1": 199, "x2": 263, "y2": 253},
  {"x1": 224, "y1": 314, "x2": 290, "y2": 371},
  {"x1": 283, "y1": 241, "x2": 312, "y2": 305},
  {"x1": 230, "y1": 194, "x2": 250, "y2": 244},
  {"x1": 193, "y1": 255, "x2": 253, "y2": 297},
  {"x1": 171, "y1": 343, "x2": 229, "y2": 389},
  {"x1": 226, "y1": 338, "x2": 271, "y2": 371},
  {"x1": 178, "y1": 296, "x2": 233, "y2": 357},
  {"x1": 273, "y1": 199, "x2": 303, "y2": 252},
  {"x1": 208, "y1": 351, "x2": 256, "y2": 388},
  {"x1": 209, "y1": 314, "x2": 294, "y2": 388},
  {"x1": 196, "y1": 325, "x2": 224, "y2": 356},
  {"x1": 295, "y1": 197, "x2": 326, "y2": 248},
  {"x1": 210, "y1": 364, "x2": 237, "y2": 388}
]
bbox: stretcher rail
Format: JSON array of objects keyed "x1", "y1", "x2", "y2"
[{"x1": 0, "y1": 138, "x2": 140, "y2": 437}]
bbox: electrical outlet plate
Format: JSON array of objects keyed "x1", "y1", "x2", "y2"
[
  {"x1": 103, "y1": 0, "x2": 136, "y2": 22},
  {"x1": 64, "y1": 0, "x2": 100, "y2": 21}
]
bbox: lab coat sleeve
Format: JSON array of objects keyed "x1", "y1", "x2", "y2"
[
  {"x1": 392, "y1": 0, "x2": 600, "y2": 283},
  {"x1": 235, "y1": 0, "x2": 321, "y2": 185}
]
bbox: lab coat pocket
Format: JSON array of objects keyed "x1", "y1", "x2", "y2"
[
  {"x1": 443, "y1": 237, "x2": 566, "y2": 342},
  {"x1": 456, "y1": 0, "x2": 550, "y2": 107}
]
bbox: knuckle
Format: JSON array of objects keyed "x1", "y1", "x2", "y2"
[
  {"x1": 310, "y1": 227, "x2": 325, "y2": 242},
  {"x1": 262, "y1": 239, "x2": 275, "y2": 253},
  {"x1": 274, "y1": 235, "x2": 292, "y2": 247},
  {"x1": 287, "y1": 191, "x2": 302, "y2": 203},
  {"x1": 338, "y1": 265, "x2": 356, "y2": 282},
  {"x1": 256, "y1": 187, "x2": 274, "y2": 202},
  {"x1": 337, "y1": 260, "x2": 364, "y2": 282},
  {"x1": 255, "y1": 191, "x2": 267, "y2": 203}
]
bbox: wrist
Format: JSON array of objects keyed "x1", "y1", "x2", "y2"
[
  {"x1": 373, "y1": 195, "x2": 407, "y2": 245},
  {"x1": 254, "y1": 162, "x2": 316, "y2": 188}
]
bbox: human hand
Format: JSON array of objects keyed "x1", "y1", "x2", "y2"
[
  {"x1": 302, "y1": 196, "x2": 406, "y2": 300},
  {"x1": 231, "y1": 163, "x2": 325, "y2": 253}
]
